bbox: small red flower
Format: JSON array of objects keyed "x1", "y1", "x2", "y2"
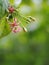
[
  {"x1": 9, "y1": 18, "x2": 22, "y2": 33},
  {"x1": 8, "y1": 6, "x2": 15, "y2": 13},
  {"x1": 12, "y1": 26, "x2": 22, "y2": 33},
  {"x1": 9, "y1": 18, "x2": 19, "y2": 28}
]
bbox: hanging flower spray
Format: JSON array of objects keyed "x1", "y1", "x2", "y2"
[
  {"x1": 0, "y1": 0, "x2": 36, "y2": 38},
  {"x1": 6, "y1": 5, "x2": 36, "y2": 32}
]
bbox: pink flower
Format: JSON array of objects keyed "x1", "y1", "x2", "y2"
[
  {"x1": 12, "y1": 26, "x2": 22, "y2": 33},
  {"x1": 8, "y1": 6, "x2": 15, "y2": 13},
  {"x1": 10, "y1": 18, "x2": 18, "y2": 26},
  {"x1": 9, "y1": 18, "x2": 22, "y2": 33},
  {"x1": 9, "y1": 18, "x2": 20, "y2": 29}
]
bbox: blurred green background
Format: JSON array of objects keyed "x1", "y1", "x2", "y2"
[{"x1": 0, "y1": 0, "x2": 49, "y2": 65}]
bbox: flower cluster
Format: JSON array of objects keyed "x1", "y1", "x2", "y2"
[
  {"x1": 9, "y1": 18, "x2": 22, "y2": 33},
  {"x1": 0, "y1": 1, "x2": 36, "y2": 39},
  {"x1": 6, "y1": 5, "x2": 36, "y2": 33}
]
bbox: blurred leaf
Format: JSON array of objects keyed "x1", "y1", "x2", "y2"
[
  {"x1": 9, "y1": 0, "x2": 14, "y2": 5},
  {"x1": 0, "y1": 0, "x2": 9, "y2": 18},
  {"x1": 0, "y1": 17, "x2": 11, "y2": 38}
]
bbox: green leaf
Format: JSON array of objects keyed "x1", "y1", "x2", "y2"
[
  {"x1": 0, "y1": 0, "x2": 9, "y2": 18},
  {"x1": 0, "y1": 17, "x2": 11, "y2": 38}
]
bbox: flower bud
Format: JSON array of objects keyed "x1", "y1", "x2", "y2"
[
  {"x1": 8, "y1": 6, "x2": 15, "y2": 13},
  {"x1": 23, "y1": 26, "x2": 27, "y2": 32},
  {"x1": 27, "y1": 16, "x2": 36, "y2": 23},
  {"x1": 6, "y1": 17, "x2": 9, "y2": 20}
]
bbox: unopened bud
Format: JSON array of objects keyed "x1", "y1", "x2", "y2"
[
  {"x1": 23, "y1": 26, "x2": 27, "y2": 32},
  {"x1": 27, "y1": 16, "x2": 36, "y2": 23},
  {"x1": 6, "y1": 17, "x2": 9, "y2": 21}
]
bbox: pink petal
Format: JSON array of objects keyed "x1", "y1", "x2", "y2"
[{"x1": 12, "y1": 26, "x2": 22, "y2": 33}]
